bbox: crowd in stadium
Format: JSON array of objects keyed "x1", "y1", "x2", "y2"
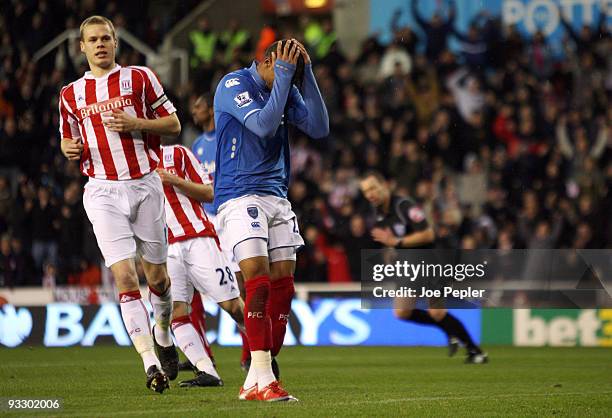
[{"x1": 0, "y1": 0, "x2": 610, "y2": 287}]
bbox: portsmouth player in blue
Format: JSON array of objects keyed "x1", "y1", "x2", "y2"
[
  {"x1": 190, "y1": 93, "x2": 252, "y2": 371},
  {"x1": 191, "y1": 94, "x2": 217, "y2": 214},
  {"x1": 213, "y1": 39, "x2": 328, "y2": 402}
]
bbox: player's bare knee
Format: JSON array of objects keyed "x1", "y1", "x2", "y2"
[
  {"x1": 220, "y1": 298, "x2": 244, "y2": 320},
  {"x1": 394, "y1": 308, "x2": 413, "y2": 320},
  {"x1": 113, "y1": 270, "x2": 139, "y2": 291},
  {"x1": 148, "y1": 275, "x2": 168, "y2": 293},
  {"x1": 239, "y1": 257, "x2": 270, "y2": 280},
  {"x1": 144, "y1": 264, "x2": 169, "y2": 292},
  {"x1": 269, "y1": 259, "x2": 295, "y2": 280},
  {"x1": 110, "y1": 260, "x2": 139, "y2": 291}
]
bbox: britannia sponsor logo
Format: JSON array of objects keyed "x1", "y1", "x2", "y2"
[{"x1": 78, "y1": 96, "x2": 134, "y2": 120}]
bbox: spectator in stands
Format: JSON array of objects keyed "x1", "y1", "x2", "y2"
[
  {"x1": 559, "y1": 4, "x2": 608, "y2": 54},
  {"x1": 219, "y1": 19, "x2": 251, "y2": 64},
  {"x1": 29, "y1": 186, "x2": 59, "y2": 274},
  {"x1": 556, "y1": 116, "x2": 609, "y2": 181},
  {"x1": 378, "y1": 40, "x2": 412, "y2": 80},
  {"x1": 0, "y1": 2, "x2": 610, "y2": 287},
  {"x1": 452, "y1": 19, "x2": 488, "y2": 72},
  {"x1": 411, "y1": 0, "x2": 455, "y2": 62},
  {"x1": 390, "y1": 9, "x2": 419, "y2": 56},
  {"x1": 57, "y1": 181, "x2": 85, "y2": 281},
  {"x1": 313, "y1": 18, "x2": 337, "y2": 61},
  {"x1": 0, "y1": 234, "x2": 14, "y2": 287},
  {"x1": 0, "y1": 234, "x2": 34, "y2": 287},
  {"x1": 446, "y1": 67, "x2": 484, "y2": 122},
  {"x1": 189, "y1": 16, "x2": 218, "y2": 69},
  {"x1": 295, "y1": 226, "x2": 327, "y2": 282},
  {"x1": 0, "y1": 176, "x2": 11, "y2": 234},
  {"x1": 343, "y1": 214, "x2": 377, "y2": 280},
  {"x1": 255, "y1": 22, "x2": 278, "y2": 62},
  {"x1": 527, "y1": 31, "x2": 553, "y2": 80}
]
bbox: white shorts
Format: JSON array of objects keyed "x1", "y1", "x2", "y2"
[
  {"x1": 83, "y1": 172, "x2": 167, "y2": 268},
  {"x1": 216, "y1": 194, "x2": 304, "y2": 261},
  {"x1": 207, "y1": 211, "x2": 240, "y2": 273},
  {"x1": 168, "y1": 236, "x2": 240, "y2": 304}
]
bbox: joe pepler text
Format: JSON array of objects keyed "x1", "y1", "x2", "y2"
[{"x1": 372, "y1": 286, "x2": 486, "y2": 299}]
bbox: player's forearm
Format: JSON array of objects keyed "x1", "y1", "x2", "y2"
[
  {"x1": 138, "y1": 113, "x2": 181, "y2": 137},
  {"x1": 174, "y1": 179, "x2": 213, "y2": 203},
  {"x1": 245, "y1": 61, "x2": 294, "y2": 138},
  {"x1": 301, "y1": 64, "x2": 330, "y2": 138},
  {"x1": 397, "y1": 228, "x2": 435, "y2": 248}
]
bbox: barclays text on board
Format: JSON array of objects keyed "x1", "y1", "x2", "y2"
[{"x1": 0, "y1": 300, "x2": 479, "y2": 348}]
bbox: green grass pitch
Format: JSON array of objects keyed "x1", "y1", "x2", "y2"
[{"x1": 1, "y1": 346, "x2": 611, "y2": 417}]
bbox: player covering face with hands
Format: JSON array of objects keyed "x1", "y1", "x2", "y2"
[
  {"x1": 188, "y1": 94, "x2": 252, "y2": 372},
  {"x1": 59, "y1": 15, "x2": 181, "y2": 393},
  {"x1": 156, "y1": 138, "x2": 247, "y2": 388},
  {"x1": 213, "y1": 38, "x2": 329, "y2": 401}
]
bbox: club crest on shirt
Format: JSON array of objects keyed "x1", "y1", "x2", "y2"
[
  {"x1": 234, "y1": 91, "x2": 252, "y2": 108},
  {"x1": 121, "y1": 80, "x2": 132, "y2": 91},
  {"x1": 247, "y1": 206, "x2": 258, "y2": 219}
]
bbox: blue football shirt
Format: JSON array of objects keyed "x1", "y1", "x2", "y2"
[
  {"x1": 212, "y1": 62, "x2": 291, "y2": 213},
  {"x1": 191, "y1": 130, "x2": 217, "y2": 214}
]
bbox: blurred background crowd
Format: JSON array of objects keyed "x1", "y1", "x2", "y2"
[{"x1": 0, "y1": 0, "x2": 610, "y2": 287}]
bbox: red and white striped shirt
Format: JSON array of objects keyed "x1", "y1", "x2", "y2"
[
  {"x1": 58, "y1": 64, "x2": 176, "y2": 180},
  {"x1": 160, "y1": 145, "x2": 217, "y2": 244}
]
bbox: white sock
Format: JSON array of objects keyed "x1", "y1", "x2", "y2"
[
  {"x1": 140, "y1": 350, "x2": 160, "y2": 371},
  {"x1": 149, "y1": 287, "x2": 172, "y2": 347},
  {"x1": 119, "y1": 293, "x2": 160, "y2": 371},
  {"x1": 243, "y1": 360, "x2": 258, "y2": 389},
  {"x1": 252, "y1": 350, "x2": 275, "y2": 388},
  {"x1": 153, "y1": 325, "x2": 172, "y2": 347},
  {"x1": 173, "y1": 321, "x2": 220, "y2": 379}
]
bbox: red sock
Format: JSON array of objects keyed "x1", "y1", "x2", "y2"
[
  {"x1": 189, "y1": 291, "x2": 214, "y2": 360},
  {"x1": 269, "y1": 275, "x2": 295, "y2": 357},
  {"x1": 244, "y1": 275, "x2": 272, "y2": 351},
  {"x1": 240, "y1": 330, "x2": 251, "y2": 363}
]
